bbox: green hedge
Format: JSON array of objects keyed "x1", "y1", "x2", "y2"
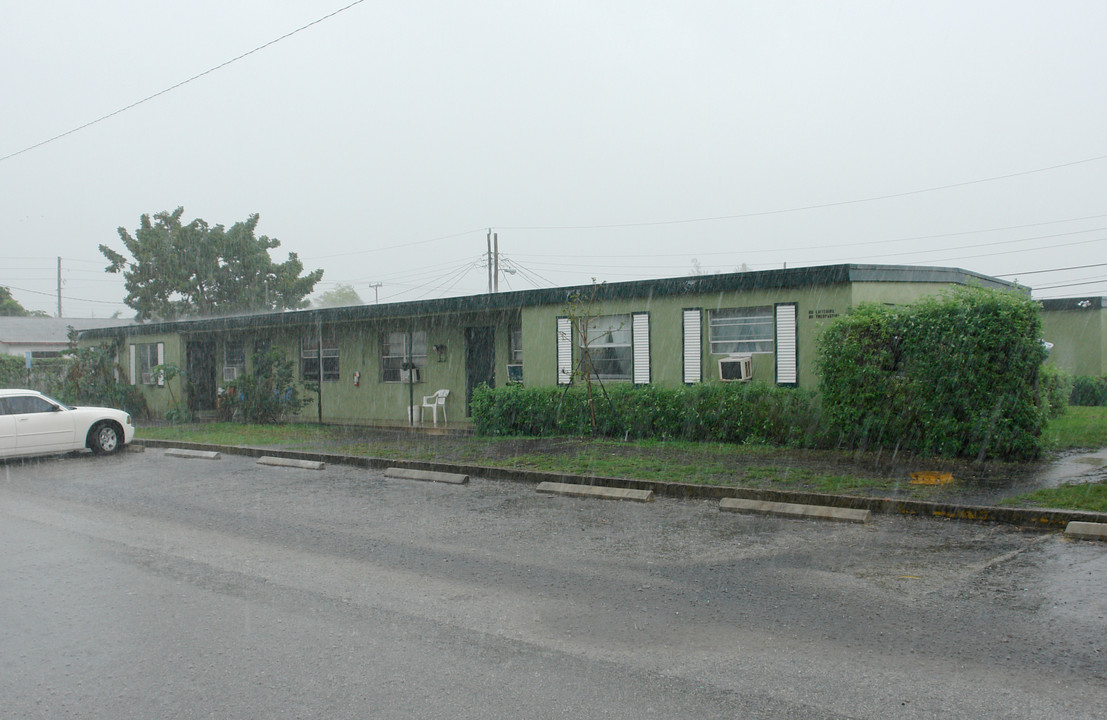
[
  {"x1": 470, "y1": 381, "x2": 824, "y2": 446},
  {"x1": 816, "y1": 286, "x2": 1054, "y2": 461},
  {"x1": 1069, "y1": 375, "x2": 1107, "y2": 406}
]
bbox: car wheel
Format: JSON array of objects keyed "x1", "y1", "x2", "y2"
[{"x1": 90, "y1": 422, "x2": 121, "y2": 455}]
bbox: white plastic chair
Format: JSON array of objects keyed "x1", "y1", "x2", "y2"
[{"x1": 421, "y1": 389, "x2": 450, "y2": 425}]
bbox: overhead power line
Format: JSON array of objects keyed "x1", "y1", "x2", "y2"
[
  {"x1": 2, "y1": 283, "x2": 129, "y2": 306},
  {"x1": 0, "y1": 0, "x2": 368, "y2": 163},
  {"x1": 995, "y1": 262, "x2": 1107, "y2": 278},
  {"x1": 510, "y1": 212, "x2": 1107, "y2": 260},
  {"x1": 305, "y1": 228, "x2": 486, "y2": 261},
  {"x1": 498, "y1": 156, "x2": 1107, "y2": 231}
]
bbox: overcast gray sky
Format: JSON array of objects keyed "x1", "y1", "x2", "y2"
[{"x1": 3, "y1": 0, "x2": 1106, "y2": 317}]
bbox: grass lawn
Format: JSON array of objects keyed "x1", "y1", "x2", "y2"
[
  {"x1": 1002, "y1": 482, "x2": 1107, "y2": 514},
  {"x1": 1042, "y1": 406, "x2": 1107, "y2": 450},
  {"x1": 136, "y1": 408, "x2": 1107, "y2": 513},
  {"x1": 137, "y1": 423, "x2": 904, "y2": 495},
  {"x1": 995, "y1": 406, "x2": 1107, "y2": 514}
]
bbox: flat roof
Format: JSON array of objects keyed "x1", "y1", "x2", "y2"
[
  {"x1": 80, "y1": 263, "x2": 1020, "y2": 340},
  {"x1": 1, "y1": 317, "x2": 135, "y2": 345}
]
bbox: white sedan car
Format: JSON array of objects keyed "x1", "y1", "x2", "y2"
[{"x1": 0, "y1": 389, "x2": 136, "y2": 459}]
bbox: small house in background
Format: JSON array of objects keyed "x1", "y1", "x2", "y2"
[
  {"x1": 78, "y1": 264, "x2": 1021, "y2": 425},
  {"x1": 1039, "y1": 297, "x2": 1107, "y2": 378},
  {"x1": 0, "y1": 317, "x2": 133, "y2": 360}
]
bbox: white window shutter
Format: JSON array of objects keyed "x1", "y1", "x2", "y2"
[
  {"x1": 632, "y1": 312, "x2": 650, "y2": 385},
  {"x1": 129, "y1": 345, "x2": 136, "y2": 386},
  {"x1": 157, "y1": 343, "x2": 165, "y2": 386},
  {"x1": 556, "y1": 317, "x2": 572, "y2": 385},
  {"x1": 683, "y1": 309, "x2": 702, "y2": 384},
  {"x1": 775, "y1": 303, "x2": 798, "y2": 386}
]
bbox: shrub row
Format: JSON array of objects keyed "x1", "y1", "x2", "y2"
[
  {"x1": 469, "y1": 381, "x2": 824, "y2": 446},
  {"x1": 1069, "y1": 375, "x2": 1107, "y2": 406}
]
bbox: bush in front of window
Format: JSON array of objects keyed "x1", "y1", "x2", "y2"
[
  {"x1": 1, "y1": 342, "x2": 148, "y2": 417},
  {"x1": 469, "y1": 382, "x2": 823, "y2": 447},
  {"x1": 60, "y1": 342, "x2": 149, "y2": 417},
  {"x1": 219, "y1": 350, "x2": 309, "y2": 423}
]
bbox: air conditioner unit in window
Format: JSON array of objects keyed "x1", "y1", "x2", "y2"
[
  {"x1": 223, "y1": 366, "x2": 239, "y2": 382},
  {"x1": 141, "y1": 372, "x2": 155, "y2": 385},
  {"x1": 399, "y1": 368, "x2": 420, "y2": 383},
  {"x1": 718, "y1": 354, "x2": 753, "y2": 382}
]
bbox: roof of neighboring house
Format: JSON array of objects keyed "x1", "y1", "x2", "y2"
[
  {"x1": 1039, "y1": 297, "x2": 1107, "y2": 311},
  {"x1": 79, "y1": 263, "x2": 1022, "y2": 340},
  {"x1": 0, "y1": 317, "x2": 135, "y2": 349}
]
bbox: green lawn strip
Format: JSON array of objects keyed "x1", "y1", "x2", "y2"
[
  {"x1": 1043, "y1": 406, "x2": 1107, "y2": 450},
  {"x1": 138, "y1": 422, "x2": 340, "y2": 446},
  {"x1": 1001, "y1": 481, "x2": 1107, "y2": 513},
  {"x1": 137, "y1": 424, "x2": 891, "y2": 493},
  {"x1": 142, "y1": 423, "x2": 1107, "y2": 508}
]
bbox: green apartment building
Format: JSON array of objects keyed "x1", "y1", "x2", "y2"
[
  {"x1": 79, "y1": 263, "x2": 1021, "y2": 425},
  {"x1": 1040, "y1": 297, "x2": 1107, "y2": 377}
]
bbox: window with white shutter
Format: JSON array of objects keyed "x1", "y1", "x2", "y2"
[
  {"x1": 556, "y1": 317, "x2": 572, "y2": 385},
  {"x1": 132, "y1": 343, "x2": 161, "y2": 385},
  {"x1": 683, "y1": 308, "x2": 702, "y2": 384},
  {"x1": 775, "y1": 303, "x2": 798, "y2": 386},
  {"x1": 632, "y1": 312, "x2": 650, "y2": 385}
]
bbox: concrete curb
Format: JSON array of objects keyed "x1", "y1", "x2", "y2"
[
  {"x1": 384, "y1": 467, "x2": 469, "y2": 485},
  {"x1": 134, "y1": 439, "x2": 1107, "y2": 530},
  {"x1": 164, "y1": 448, "x2": 221, "y2": 460},
  {"x1": 537, "y1": 481, "x2": 654, "y2": 502},
  {"x1": 257, "y1": 456, "x2": 326, "y2": 471},
  {"x1": 721, "y1": 497, "x2": 871, "y2": 523},
  {"x1": 1064, "y1": 521, "x2": 1107, "y2": 541}
]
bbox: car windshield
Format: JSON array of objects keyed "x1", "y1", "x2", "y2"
[{"x1": 38, "y1": 393, "x2": 73, "y2": 410}]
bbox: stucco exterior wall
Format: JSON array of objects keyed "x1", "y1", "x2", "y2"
[
  {"x1": 164, "y1": 310, "x2": 520, "y2": 425},
  {"x1": 521, "y1": 283, "x2": 857, "y2": 389},
  {"x1": 123, "y1": 333, "x2": 182, "y2": 417},
  {"x1": 1041, "y1": 306, "x2": 1106, "y2": 377}
]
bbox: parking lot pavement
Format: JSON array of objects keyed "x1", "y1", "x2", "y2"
[{"x1": 2, "y1": 450, "x2": 1105, "y2": 719}]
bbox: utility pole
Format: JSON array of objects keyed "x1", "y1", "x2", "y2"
[
  {"x1": 486, "y1": 229, "x2": 504, "y2": 293},
  {"x1": 56, "y1": 257, "x2": 62, "y2": 318},
  {"x1": 367, "y1": 282, "x2": 382, "y2": 304},
  {"x1": 316, "y1": 315, "x2": 324, "y2": 424},
  {"x1": 494, "y1": 232, "x2": 500, "y2": 293}
]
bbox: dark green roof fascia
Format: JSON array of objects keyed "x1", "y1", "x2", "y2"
[
  {"x1": 1040, "y1": 297, "x2": 1106, "y2": 311},
  {"x1": 79, "y1": 263, "x2": 1018, "y2": 340}
]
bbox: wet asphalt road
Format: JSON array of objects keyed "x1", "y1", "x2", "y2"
[{"x1": 1, "y1": 449, "x2": 1105, "y2": 719}]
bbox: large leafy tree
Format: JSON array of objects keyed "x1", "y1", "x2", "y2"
[
  {"x1": 1, "y1": 286, "x2": 49, "y2": 316},
  {"x1": 100, "y1": 207, "x2": 324, "y2": 320},
  {"x1": 313, "y1": 283, "x2": 364, "y2": 307}
]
